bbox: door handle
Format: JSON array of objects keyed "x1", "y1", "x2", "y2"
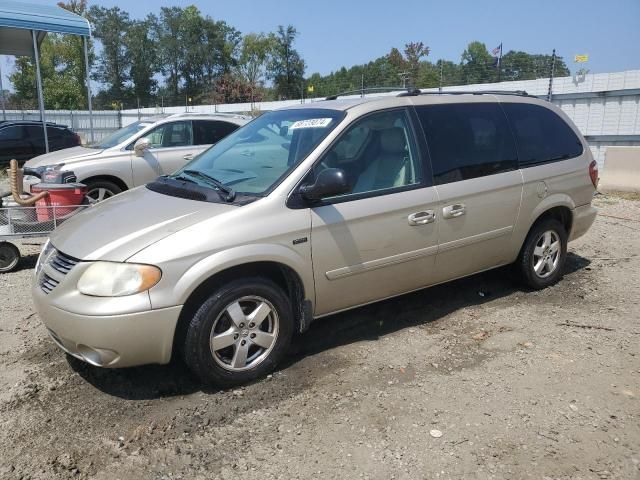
[
  {"x1": 442, "y1": 203, "x2": 466, "y2": 219},
  {"x1": 183, "y1": 153, "x2": 194, "y2": 160},
  {"x1": 408, "y1": 210, "x2": 435, "y2": 226}
]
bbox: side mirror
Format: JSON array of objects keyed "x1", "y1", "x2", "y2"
[
  {"x1": 133, "y1": 137, "x2": 151, "y2": 157},
  {"x1": 299, "y1": 168, "x2": 350, "y2": 201}
]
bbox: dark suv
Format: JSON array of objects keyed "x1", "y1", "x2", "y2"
[{"x1": 0, "y1": 121, "x2": 81, "y2": 165}]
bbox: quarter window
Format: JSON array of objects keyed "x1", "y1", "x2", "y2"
[
  {"x1": 312, "y1": 109, "x2": 422, "y2": 197},
  {"x1": 416, "y1": 103, "x2": 518, "y2": 185},
  {"x1": 501, "y1": 103, "x2": 583, "y2": 166}
]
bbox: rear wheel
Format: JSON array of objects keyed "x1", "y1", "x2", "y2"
[
  {"x1": 85, "y1": 180, "x2": 122, "y2": 203},
  {"x1": 183, "y1": 278, "x2": 294, "y2": 387},
  {"x1": 0, "y1": 242, "x2": 20, "y2": 273},
  {"x1": 517, "y1": 218, "x2": 567, "y2": 290}
]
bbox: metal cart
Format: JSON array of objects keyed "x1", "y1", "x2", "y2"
[{"x1": 0, "y1": 201, "x2": 87, "y2": 272}]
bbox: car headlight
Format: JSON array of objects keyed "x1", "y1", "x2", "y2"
[
  {"x1": 35, "y1": 240, "x2": 54, "y2": 277},
  {"x1": 77, "y1": 262, "x2": 161, "y2": 297}
]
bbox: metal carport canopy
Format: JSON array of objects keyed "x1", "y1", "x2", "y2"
[{"x1": 0, "y1": 1, "x2": 93, "y2": 147}]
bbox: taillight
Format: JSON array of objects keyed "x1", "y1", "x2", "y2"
[{"x1": 589, "y1": 160, "x2": 599, "y2": 188}]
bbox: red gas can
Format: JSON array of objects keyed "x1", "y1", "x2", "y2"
[{"x1": 31, "y1": 183, "x2": 87, "y2": 221}]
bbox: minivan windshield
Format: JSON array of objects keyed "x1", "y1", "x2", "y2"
[
  {"x1": 89, "y1": 121, "x2": 152, "y2": 149},
  {"x1": 170, "y1": 109, "x2": 345, "y2": 196}
]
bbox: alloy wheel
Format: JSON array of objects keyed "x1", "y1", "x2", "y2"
[{"x1": 532, "y1": 230, "x2": 561, "y2": 278}]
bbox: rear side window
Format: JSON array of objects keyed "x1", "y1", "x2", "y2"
[
  {"x1": 416, "y1": 103, "x2": 518, "y2": 185},
  {"x1": 501, "y1": 103, "x2": 583, "y2": 167},
  {"x1": 193, "y1": 121, "x2": 239, "y2": 145}
]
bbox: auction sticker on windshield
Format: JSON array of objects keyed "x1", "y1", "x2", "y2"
[{"x1": 289, "y1": 118, "x2": 333, "y2": 129}]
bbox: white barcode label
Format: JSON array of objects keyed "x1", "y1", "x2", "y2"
[{"x1": 289, "y1": 118, "x2": 333, "y2": 129}]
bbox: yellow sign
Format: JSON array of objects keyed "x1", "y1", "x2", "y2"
[
  {"x1": 307, "y1": 85, "x2": 314, "y2": 93},
  {"x1": 574, "y1": 54, "x2": 589, "y2": 63}
]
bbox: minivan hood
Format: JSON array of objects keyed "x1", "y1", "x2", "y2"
[
  {"x1": 50, "y1": 186, "x2": 238, "y2": 261},
  {"x1": 24, "y1": 146, "x2": 104, "y2": 168}
]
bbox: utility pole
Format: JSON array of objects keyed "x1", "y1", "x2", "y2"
[
  {"x1": 361, "y1": 73, "x2": 364, "y2": 98},
  {"x1": 0, "y1": 60, "x2": 6, "y2": 120},
  {"x1": 439, "y1": 61, "x2": 444, "y2": 93},
  {"x1": 547, "y1": 49, "x2": 556, "y2": 102}
]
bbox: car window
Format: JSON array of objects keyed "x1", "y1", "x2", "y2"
[
  {"x1": 0, "y1": 126, "x2": 23, "y2": 141},
  {"x1": 146, "y1": 121, "x2": 193, "y2": 148},
  {"x1": 416, "y1": 103, "x2": 518, "y2": 185},
  {"x1": 193, "y1": 120, "x2": 239, "y2": 145},
  {"x1": 94, "y1": 121, "x2": 153, "y2": 149},
  {"x1": 25, "y1": 126, "x2": 45, "y2": 140},
  {"x1": 312, "y1": 109, "x2": 422, "y2": 197},
  {"x1": 501, "y1": 103, "x2": 583, "y2": 166}
]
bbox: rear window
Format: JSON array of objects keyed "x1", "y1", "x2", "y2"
[
  {"x1": 501, "y1": 103, "x2": 583, "y2": 167},
  {"x1": 416, "y1": 103, "x2": 518, "y2": 185},
  {"x1": 193, "y1": 120, "x2": 239, "y2": 145}
]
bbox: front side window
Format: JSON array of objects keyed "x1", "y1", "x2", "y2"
[
  {"x1": 171, "y1": 109, "x2": 345, "y2": 196},
  {"x1": 146, "y1": 121, "x2": 193, "y2": 148},
  {"x1": 416, "y1": 103, "x2": 518, "y2": 185},
  {"x1": 311, "y1": 109, "x2": 422, "y2": 197},
  {"x1": 502, "y1": 103, "x2": 583, "y2": 166},
  {"x1": 0, "y1": 126, "x2": 23, "y2": 141}
]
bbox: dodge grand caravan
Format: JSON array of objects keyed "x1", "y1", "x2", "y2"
[{"x1": 32, "y1": 91, "x2": 598, "y2": 386}]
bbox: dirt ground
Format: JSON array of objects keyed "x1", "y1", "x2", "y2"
[{"x1": 0, "y1": 193, "x2": 638, "y2": 480}]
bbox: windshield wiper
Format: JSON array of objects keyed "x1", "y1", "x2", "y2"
[
  {"x1": 172, "y1": 174, "x2": 198, "y2": 184},
  {"x1": 183, "y1": 169, "x2": 236, "y2": 202}
]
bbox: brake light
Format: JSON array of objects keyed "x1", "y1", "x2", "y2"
[{"x1": 589, "y1": 160, "x2": 599, "y2": 188}]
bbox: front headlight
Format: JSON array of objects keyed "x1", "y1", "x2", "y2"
[
  {"x1": 35, "y1": 240, "x2": 53, "y2": 277},
  {"x1": 77, "y1": 262, "x2": 162, "y2": 297}
]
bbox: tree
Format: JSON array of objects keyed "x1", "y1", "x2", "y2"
[
  {"x1": 268, "y1": 25, "x2": 305, "y2": 100},
  {"x1": 500, "y1": 51, "x2": 570, "y2": 81},
  {"x1": 89, "y1": 6, "x2": 131, "y2": 99},
  {"x1": 238, "y1": 33, "x2": 274, "y2": 103},
  {"x1": 124, "y1": 16, "x2": 159, "y2": 105},
  {"x1": 156, "y1": 6, "x2": 183, "y2": 98},
  {"x1": 460, "y1": 41, "x2": 496, "y2": 84}
]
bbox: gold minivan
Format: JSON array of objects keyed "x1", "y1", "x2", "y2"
[{"x1": 32, "y1": 91, "x2": 598, "y2": 386}]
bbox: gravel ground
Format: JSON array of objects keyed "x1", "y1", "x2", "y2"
[{"x1": 0, "y1": 194, "x2": 638, "y2": 480}]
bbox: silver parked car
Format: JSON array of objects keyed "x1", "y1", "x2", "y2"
[
  {"x1": 22, "y1": 113, "x2": 249, "y2": 202},
  {"x1": 32, "y1": 91, "x2": 598, "y2": 386}
]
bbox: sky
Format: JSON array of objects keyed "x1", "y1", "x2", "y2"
[{"x1": 2, "y1": 0, "x2": 639, "y2": 86}]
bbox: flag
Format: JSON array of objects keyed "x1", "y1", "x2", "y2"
[
  {"x1": 491, "y1": 43, "x2": 502, "y2": 57},
  {"x1": 574, "y1": 54, "x2": 589, "y2": 63},
  {"x1": 307, "y1": 85, "x2": 314, "y2": 93}
]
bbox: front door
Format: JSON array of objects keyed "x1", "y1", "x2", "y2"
[
  {"x1": 414, "y1": 102, "x2": 523, "y2": 282},
  {"x1": 132, "y1": 121, "x2": 200, "y2": 185},
  {"x1": 308, "y1": 109, "x2": 439, "y2": 316}
]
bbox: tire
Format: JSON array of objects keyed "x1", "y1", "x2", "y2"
[
  {"x1": 183, "y1": 277, "x2": 294, "y2": 387},
  {"x1": 0, "y1": 242, "x2": 20, "y2": 273},
  {"x1": 84, "y1": 180, "x2": 122, "y2": 203},
  {"x1": 517, "y1": 218, "x2": 568, "y2": 290}
]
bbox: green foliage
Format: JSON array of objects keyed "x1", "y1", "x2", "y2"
[{"x1": 268, "y1": 25, "x2": 305, "y2": 100}]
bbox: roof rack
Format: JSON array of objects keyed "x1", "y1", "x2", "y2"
[
  {"x1": 325, "y1": 87, "x2": 410, "y2": 101},
  {"x1": 398, "y1": 89, "x2": 530, "y2": 97},
  {"x1": 167, "y1": 112, "x2": 251, "y2": 119}
]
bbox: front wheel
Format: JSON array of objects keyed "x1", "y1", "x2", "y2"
[
  {"x1": 85, "y1": 180, "x2": 122, "y2": 203},
  {"x1": 183, "y1": 278, "x2": 294, "y2": 387},
  {"x1": 517, "y1": 218, "x2": 568, "y2": 290},
  {"x1": 0, "y1": 242, "x2": 20, "y2": 273}
]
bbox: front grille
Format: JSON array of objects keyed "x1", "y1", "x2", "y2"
[
  {"x1": 50, "y1": 251, "x2": 79, "y2": 276},
  {"x1": 40, "y1": 273, "x2": 60, "y2": 294},
  {"x1": 39, "y1": 249, "x2": 79, "y2": 294}
]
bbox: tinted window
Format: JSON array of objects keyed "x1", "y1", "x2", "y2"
[
  {"x1": 0, "y1": 126, "x2": 23, "y2": 141},
  {"x1": 416, "y1": 103, "x2": 517, "y2": 185},
  {"x1": 25, "y1": 126, "x2": 45, "y2": 140},
  {"x1": 502, "y1": 103, "x2": 583, "y2": 166},
  {"x1": 146, "y1": 121, "x2": 193, "y2": 148},
  {"x1": 312, "y1": 109, "x2": 422, "y2": 197},
  {"x1": 193, "y1": 120, "x2": 239, "y2": 145}
]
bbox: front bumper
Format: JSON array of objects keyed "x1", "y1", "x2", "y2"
[{"x1": 33, "y1": 289, "x2": 182, "y2": 368}]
